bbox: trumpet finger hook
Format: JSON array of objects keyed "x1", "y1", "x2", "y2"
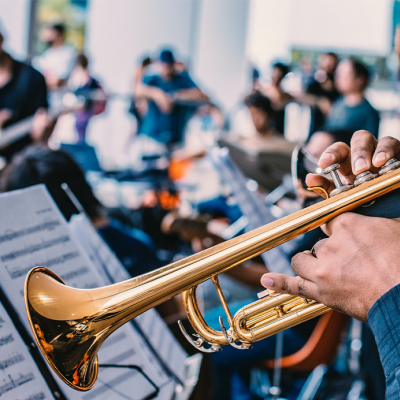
[
  {"x1": 219, "y1": 316, "x2": 252, "y2": 350},
  {"x1": 178, "y1": 320, "x2": 222, "y2": 353}
]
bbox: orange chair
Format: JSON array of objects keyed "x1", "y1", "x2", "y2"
[{"x1": 263, "y1": 310, "x2": 348, "y2": 372}]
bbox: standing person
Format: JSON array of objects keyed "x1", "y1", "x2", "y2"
[
  {"x1": 135, "y1": 49, "x2": 208, "y2": 146},
  {"x1": 323, "y1": 58, "x2": 380, "y2": 138},
  {"x1": 0, "y1": 28, "x2": 53, "y2": 159},
  {"x1": 33, "y1": 23, "x2": 76, "y2": 89},
  {"x1": 258, "y1": 62, "x2": 293, "y2": 135},
  {"x1": 68, "y1": 53, "x2": 106, "y2": 144},
  {"x1": 304, "y1": 52, "x2": 341, "y2": 134}
]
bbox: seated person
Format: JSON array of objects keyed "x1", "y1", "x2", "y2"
[
  {"x1": 0, "y1": 145, "x2": 160, "y2": 277},
  {"x1": 258, "y1": 63, "x2": 293, "y2": 134},
  {"x1": 0, "y1": 28, "x2": 54, "y2": 160},
  {"x1": 303, "y1": 52, "x2": 341, "y2": 134},
  {"x1": 134, "y1": 49, "x2": 208, "y2": 145},
  {"x1": 324, "y1": 58, "x2": 379, "y2": 138}
]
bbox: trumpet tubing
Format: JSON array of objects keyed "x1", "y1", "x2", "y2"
[{"x1": 25, "y1": 165, "x2": 400, "y2": 391}]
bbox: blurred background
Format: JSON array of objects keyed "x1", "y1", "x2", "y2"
[{"x1": 0, "y1": 1, "x2": 399, "y2": 399}]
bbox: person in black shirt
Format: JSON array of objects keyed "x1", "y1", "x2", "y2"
[
  {"x1": 0, "y1": 31, "x2": 48, "y2": 129},
  {"x1": 304, "y1": 52, "x2": 341, "y2": 134},
  {"x1": 0, "y1": 29, "x2": 51, "y2": 159}
]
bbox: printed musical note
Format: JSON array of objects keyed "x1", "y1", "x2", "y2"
[{"x1": 0, "y1": 334, "x2": 13, "y2": 347}]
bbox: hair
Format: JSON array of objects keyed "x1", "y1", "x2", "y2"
[
  {"x1": 272, "y1": 62, "x2": 289, "y2": 77},
  {"x1": 0, "y1": 145, "x2": 103, "y2": 221},
  {"x1": 141, "y1": 57, "x2": 152, "y2": 68},
  {"x1": 244, "y1": 91, "x2": 274, "y2": 116},
  {"x1": 325, "y1": 52, "x2": 339, "y2": 64},
  {"x1": 244, "y1": 90, "x2": 274, "y2": 116},
  {"x1": 75, "y1": 53, "x2": 89, "y2": 69},
  {"x1": 348, "y1": 58, "x2": 370, "y2": 89},
  {"x1": 50, "y1": 23, "x2": 66, "y2": 37}
]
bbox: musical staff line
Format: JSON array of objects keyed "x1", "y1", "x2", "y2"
[
  {"x1": 1, "y1": 236, "x2": 70, "y2": 262},
  {"x1": 0, "y1": 372, "x2": 34, "y2": 396},
  {"x1": 5, "y1": 251, "x2": 80, "y2": 279},
  {"x1": 0, "y1": 220, "x2": 60, "y2": 244},
  {"x1": 0, "y1": 334, "x2": 13, "y2": 347},
  {"x1": 59, "y1": 266, "x2": 90, "y2": 281},
  {"x1": 0, "y1": 353, "x2": 24, "y2": 371},
  {"x1": 24, "y1": 393, "x2": 46, "y2": 400}
]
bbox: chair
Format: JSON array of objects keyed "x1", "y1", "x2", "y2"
[
  {"x1": 253, "y1": 311, "x2": 348, "y2": 399},
  {"x1": 264, "y1": 310, "x2": 348, "y2": 372}
]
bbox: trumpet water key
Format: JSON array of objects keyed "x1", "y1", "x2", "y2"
[{"x1": 25, "y1": 160, "x2": 400, "y2": 391}]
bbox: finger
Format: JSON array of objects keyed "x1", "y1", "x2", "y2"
[
  {"x1": 350, "y1": 130, "x2": 378, "y2": 175},
  {"x1": 291, "y1": 251, "x2": 319, "y2": 280},
  {"x1": 305, "y1": 173, "x2": 336, "y2": 196},
  {"x1": 261, "y1": 273, "x2": 318, "y2": 300},
  {"x1": 372, "y1": 136, "x2": 400, "y2": 168},
  {"x1": 318, "y1": 142, "x2": 353, "y2": 182},
  {"x1": 322, "y1": 212, "x2": 360, "y2": 237}
]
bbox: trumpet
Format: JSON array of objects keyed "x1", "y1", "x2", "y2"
[{"x1": 25, "y1": 159, "x2": 400, "y2": 391}]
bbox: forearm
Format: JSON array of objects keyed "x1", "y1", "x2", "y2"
[
  {"x1": 134, "y1": 83, "x2": 162, "y2": 101},
  {"x1": 368, "y1": 284, "x2": 400, "y2": 399},
  {"x1": 224, "y1": 261, "x2": 267, "y2": 288},
  {"x1": 173, "y1": 88, "x2": 208, "y2": 102}
]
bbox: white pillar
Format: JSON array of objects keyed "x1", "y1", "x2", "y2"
[{"x1": 193, "y1": 0, "x2": 251, "y2": 111}]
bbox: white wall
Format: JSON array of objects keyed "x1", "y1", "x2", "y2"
[
  {"x1": 246, "y1": 0, "x2": 292, "y2": 71},
  {"x1": 0, "y1": 0, "x2": 31, "y2": 60},
  {"x1": 290, "y1": 0, "x2": 393, "y2": 55},
  {"x1": 246, "y1": 0, "x2": 394, "y2": 71}
]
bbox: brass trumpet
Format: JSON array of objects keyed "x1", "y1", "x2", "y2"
[{"x1": 25, "y1": 160, "x2": 400, "y2": 391}]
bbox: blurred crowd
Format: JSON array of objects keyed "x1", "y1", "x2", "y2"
[{"x1": 0, "y1": 21, "x2": 394, "y2": 400}]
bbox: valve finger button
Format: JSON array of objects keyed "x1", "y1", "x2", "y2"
[
  {"x1": 378, "y1": 158, "x2": 400, "y2": 175},
  {"x1": 354, "y1": 170, "x2": 378, "y2": 186},
  {"x1": 323, "y1": 163, "x2": 353, "y2": 196}
]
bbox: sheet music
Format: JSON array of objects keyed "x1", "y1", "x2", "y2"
[
  {"x1": 0, "y1": 185, "x2": 170, "y2": 400},
  {"x1": 209, "y1": 148, "x2": 295, "y2": 276},
  {"x1": 0, "y1": 300, "x2": 54, "y2": 400},
  {"x1": 69, "y1": 214, "x2": 188, "y2": 383}
]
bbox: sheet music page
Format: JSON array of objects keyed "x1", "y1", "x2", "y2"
[
  {"x1": 69, "y1": 214, "x2": 188, "y2": 382},
  {"x1": 0, "y1": 185, "x2": 170, "y2": 400},
  {"x1": 0, "y1": 300, "x2": 54, "y2": 400}
]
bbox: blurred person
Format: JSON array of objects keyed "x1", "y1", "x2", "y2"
[
  {"x1": 240, "y1": 91, "x2": 296, "y2": 155},
  {"x1": 258, "y1": 62, "x2": 293, "y2": 134},
  {"x1": 68, "y1": 53, "x2": 107, "y2": 144},
  {"x1": 0, "y1": 28, "x2": 55, "y2": 159},
  {"x1": 33, "y1": 23, "x2": 76, "y2": 89},
  {"x1": 135, "y1": 49, "x2": 208, "y2": 145},
  {"x1": 324, "y1": 58, "x2": 379, "y2": 138},
  {"x1": 129, "y1": 56, "x2": 153, "y2": 131},
  {"x1": 303, "y1": 52, "x2": 341, "y2": 134},
  {"x1": 0, "y1": 145, "x2": 160, "y2": 277}
]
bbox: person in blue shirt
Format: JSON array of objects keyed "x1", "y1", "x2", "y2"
[
  {"x1": 260, "y1": 130, "x2": 400, "y2": 399},
  {"x1": 324, "y1": 59, "x2": 380, "y2": 138},
  {"x1": 135, "y1": 49, "x2": 208, "y2": 144}
]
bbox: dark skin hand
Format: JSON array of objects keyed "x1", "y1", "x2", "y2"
[{"x1": 261, "y1": 131, "x2": 400, "y2": 321}]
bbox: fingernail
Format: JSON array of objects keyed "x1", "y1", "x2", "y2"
[
  {"x1": 319, "y1": 153, "x2": 334, "y2": 162},
  {"x1": 261, "y1": 276, "x2": 274, "y2": 287},
  {"x1": 373, "y1": 152, "x2": 387, "y2": 165},
  {"x1": 354, "y1": 158, "x2": 367, "y2": 173}
]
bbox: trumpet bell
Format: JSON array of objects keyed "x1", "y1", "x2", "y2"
[{"x1": 25, "y1": 267, "x2": 99, "y2": 391}]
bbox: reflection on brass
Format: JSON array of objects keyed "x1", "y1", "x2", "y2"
[
  {"x1": 25, "y1": 165, "x2": 400, "y2": 391},
  {"x1": 307, "y1": 186, "x2": 329, "y2": 199}
]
